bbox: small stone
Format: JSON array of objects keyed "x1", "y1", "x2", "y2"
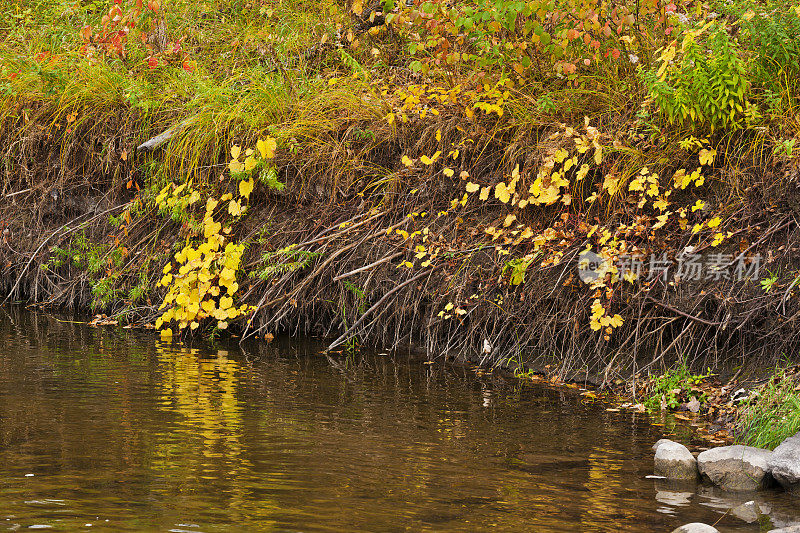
[
  {"x1": 730, "y1": 500, "x2": 761, "y2": 523},
  {"x1": 697, "y1": 445, "x2": 773, "y2": 491},
  {"x1": 687, "y1": 397, "x2": 701, "y2": 413},
  {"x1": 767, "y1": 432, "x2": 800, "y2": 491},
  {"x1": 670, "y1": 523, "x2": 720, "y2": 533},
  {"x1": 655, "y1": 440, "x2": 698, "y2": 480}
]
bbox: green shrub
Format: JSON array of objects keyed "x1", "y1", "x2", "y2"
[
  {"x1": 643, "y1": 19, "x2": 748, "y2": 131},
  {"x1": 644, "y1": 358, "x2": 712, "y2": 410},
  {"x1": 718, "y1": 0, "x2": 800, "y2": 87}
]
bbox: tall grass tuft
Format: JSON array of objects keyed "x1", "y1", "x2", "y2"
[{"x1": 736, "y1": 368, "x2": 800, "y2": 450}]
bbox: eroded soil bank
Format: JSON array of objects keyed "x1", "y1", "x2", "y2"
[{"x1": 2, "y1": 96, "x2": 800, "y2": 387}]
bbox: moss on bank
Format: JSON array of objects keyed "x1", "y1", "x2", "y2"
[{"x1": 2, "y1": 0, "x2": 800, "y2": 387}]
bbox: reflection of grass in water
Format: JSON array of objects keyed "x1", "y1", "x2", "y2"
[{"x1": 736, "y1": 367, "x2": 800, "y2": 450}]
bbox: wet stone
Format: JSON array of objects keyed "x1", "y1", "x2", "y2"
[
  {"x1": 768, "y1": 432, "x2": 800, "y2": 491},
  {"x1": 697, "y1": 445, "x2": 773, "y2": 491},
  {"x1": 654, "y1": 440, "x2": 698, "y2": 480},
  {"x1": 670, "y1": 523, "x2": 720, "y2": 533},
  {"x1": 730, "y1": 500, "x2": 762, "y2": 523}
]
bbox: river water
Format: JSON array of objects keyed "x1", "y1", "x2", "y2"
[{"x1": 0, "y1": 309, "x2": 798, "y2": 532}]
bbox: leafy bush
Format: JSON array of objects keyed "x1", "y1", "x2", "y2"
[
  {"x1": 644, "y1": 358, "x2": 712, "y2": 410},
  {"x1": 717, "y1": 0, "x2": 800, "y2": 88},
  {"x1": 386, "y1": 0, "x2": 686, "y2": 79},
  {"x1": 643, "y1": 19, "x2": 748, "y2": 130}
]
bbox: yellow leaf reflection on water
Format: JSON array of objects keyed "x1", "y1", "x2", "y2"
[{"x1": 152, "y1": 342, "x2": 280, "y2": 522}]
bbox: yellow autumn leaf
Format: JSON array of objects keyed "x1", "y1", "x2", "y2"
[
  {"x1": 653, "y1": 198, "x2": 669, "y2": 211},
  {"x1": 229, "y1": 159, "x2": 244, "y2": 173},
  {"x1": 231, "y1": 145, "x2": 241, "y2": 160},
  {"x1": 495, "y1": 182, "x2": 511, "y2": 203},
  {"x1": 443, "y1": 168, "x2": 454, "y2": 177},
  {"x1": 421, "y1": 155, "x2": 433, "y2": 165},
  {"x1": 228, "y1": 199, "x2": 242, "y2": 216},
  {"x1": 435, "y1": 129, "x2": 441, "y2": 142},
  {"x1": 220, "y1": 296, "x2": 233, "y2": 310},
  {"x1": 465, "y1": 182, "x2": 480, "y2": 193},
  {"x1": 201, "y1": 299, "x2": 216, "y2": 314},
  {"x1": 402, "y1": 155, "x2": 413, "y2": 167},
  {"x1": 479, "y1": 186, "x2": 490, "y2": 201},
  {"x1": 503, "y1": 214, "x2": 517, "y2": 227},
  {"x1": 653, "y1": 213, "x2": 670, "y2": 229},
  {"x1": 707, "y1": 216, "x2": 721, "y2": 228},
  {"x1": 699, "y1": 148, "x2": 716, "y2": 166},
  {"x1": 239, "y1": 178, "x2": 254, "y2": 199},
  {"x1": 257, "y1": 137, "x2": 277, "y2": 159},
  {"x1": 244, "y1": 155, "x2": 257, "y2": 172},
  {"x1": 691, "y1": 200, "x2": 705, "y2": 212}
]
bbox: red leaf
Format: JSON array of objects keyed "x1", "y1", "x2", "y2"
[{"x1": 147, "y1": 56, "x2": 158, "y2": 69}]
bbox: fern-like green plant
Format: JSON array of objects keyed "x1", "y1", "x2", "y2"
[{"x1": 251, "y1": 245, "x2": 322, "y2": 280}]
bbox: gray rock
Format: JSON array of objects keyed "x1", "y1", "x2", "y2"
[
  {"x1": 768, "y1": 527, "x2": 800, "y2": 533},
  {"x1": 730, "y1": 500, "x2": 761, "y2": 523},
  {"x1": 670, "y1": 524, "x2": 719, "y2": 533},
  {"x1": 655, "y1": 440, "x2": 698, "y2": 480},
  {"x1": 653, "y1": 438, "x2": 672, "y2": 452},
  {"x1": 697, "y1": 445, "x2": 773, "y2": 491},
  {"x1": 767, "y1": 432, "x2": 800, "y2": 491}
]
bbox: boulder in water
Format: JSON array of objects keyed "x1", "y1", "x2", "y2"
[
  {"x1": 654, "y1": 440, "x2": 698, "y2": 480},
  {"x1": 767, "y1": 432, "x2": 800, "y2": 491},
  {"x1": 697, "y1": 445, "x2": 772, "y2": 491}
]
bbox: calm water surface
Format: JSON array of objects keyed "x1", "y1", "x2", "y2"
[{"x1": 1, "y1": 309, "x2": 798, "y2": 532}]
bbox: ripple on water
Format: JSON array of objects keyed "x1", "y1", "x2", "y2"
[{"x1": 1, "y1": 310, "x2": 800, "y2": 531}]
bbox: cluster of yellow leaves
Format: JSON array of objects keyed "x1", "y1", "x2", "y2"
[
  {"x1": 155, "y1": 181, "x2": 202, "y2": 211},
  {"x1": 392, "y1": 227, "x2": 441, "y2": 269},
  {"x1": 382, "y1": 80, "x2": 513, "y2": 125},
  {"x1": 156, "y1": 155, "x2": 260, "y2": 336},
  {"x1": 437, "y1": 301, "x2": 468, "y2": 320},
  {"x1": 590, "y1": 298, "x2": 623, "y2": 340},
  {"x1": 672, "y1": 167, "x2": 706, "y2": 189},
  {"x1": 470, "y1": 81, "x2": 511, "y2": 118},
  {"x1": 228, "y1": 136, "x2": 277, "y2": 174}
]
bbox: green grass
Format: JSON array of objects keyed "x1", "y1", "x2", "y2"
[{"x1": 736, "y1": 368, "x2": 800, "y2": 450}]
